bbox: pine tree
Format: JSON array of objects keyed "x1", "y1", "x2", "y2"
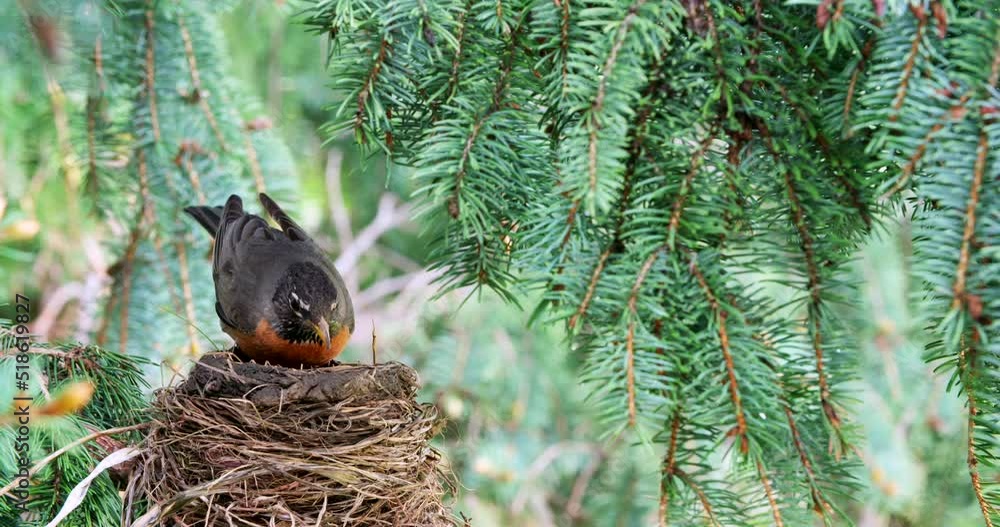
[
  {"x1": 69, "y1": 0, "x2": 298, "y2": 367},
  {"x1": 0, "y1": 325, "x2": 149, "y2": 525},
  {"x1": 2, "y1": 1, "x2": 298, "y2": 523},
  {"x1": 3, "y1": 0, "x2": 998, "y2": 523},
  {"x1": 303, "y1": 0, "x2": 1000, "y2": 523}
]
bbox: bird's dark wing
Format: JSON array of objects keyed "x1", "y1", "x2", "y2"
[
  {"x1": 211, "y1": 195, "x2": 282, "y2": 333},
  {"x1": 258, "y1": 193, "x2": 309, "y2": 241},
  {"x1": 215, "y1": 300, "x2": 238, "y2": 332},
  {"x1": 213, "y1": 195, "x2": 244, "y2": 273}
]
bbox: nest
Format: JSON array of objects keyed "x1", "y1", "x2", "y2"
[{"x1": 125, "y1": 352, "x2": 459, "y2": 526}]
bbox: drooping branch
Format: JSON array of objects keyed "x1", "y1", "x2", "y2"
[
  {"x1": 569, "y1": 248, "x2": 611, "y2": 328},
  {"x1": 179, "y1": 17, "x2": 228, "y2": 150},
  {"x1": 960, "y1": 340, "x2": 995, "y2": 527},
  {"x1": 843, "y1": 35, "x2": 876, "y2": 134},
  {"x1": 690, "y1": 260, "x2": 748, "y2": 454},
  {"x1": 951, "y1": 130, "x2": 988, "y2": 310},
  {"x1": 587, "y1": 0, "x2": 649, "y2": 195},
  {"x1": 659, "y1": 408, "x2": 683, "y2": 527},
  {"x1": 756, "y1": 119, "x2": 840, "y2": 434},
  {"x1": 101, "y1": 150, "x2": 154, "y2": 353},
  {"x1": 784, "y1": 405, "x2": 830, "y2": 517},
  {"x1": 777, "y1": 87, "x2": 871, "y2": 228},
  {"x1": 447, "y1": 21, "x2": 523, "y2": 218},
  {"x1": 448, "y1": 115, "x2": 488, "y2": 218},
  {"x1": 559, "y1": 0, "x2": 571, "y2": 97},
  {"x1": 175, "y1": 140, "x2": 209, "y2": 204},
  {"x1": 559, "y1": 197, "x2": 580, "y2": 250},
  {"x1": 667, "y1": 132, "x2": 716, "y2": 247},
  {"x1": 174, "y1": 239, "x2": 200, "y2": 356},
  {"x1": 674, "y1": 469, "x2": 721, "y2": 527},
  {"x1": 568, "y1": 83, "x2": 657, "y2": 328},
  {"x1": 623, "y1": 249, "x2": 661, "y2": 425},
  {"x1": 355, "y1": 38, "x2": 390, "y2": 140},
  {"x1": 757, "y1": 461, "x2": 784, "y2": 527},
  {"x1": 889, "y1": 8, "x2": 927, "y2": 122},
  {"x1": 444, "y1": 0, "x2": 473, "y2": 103},
  {"x1": 880, "y1": 91, "x2": 971, "y2": 199},
  {"x1": 144, "y1": 4, "x2": 161, "y2": 142},
  {"x1": 787, "y1": 171, "x2": 839, "y2": 431}
]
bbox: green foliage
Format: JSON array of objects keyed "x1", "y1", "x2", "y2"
[
  {"x1": 2, "y1": 0, "x2": 299, "y2": 366},
  {"x1": 305, "y1": 0, "x2": 999, "y2": 523},
  {"x1": 80, "y1": 0, "x2": 299, "y2": 365},
  {"x1": 0, "y1": 327, "x2": 149, "y2": 526},
  {"x1": 0, "y1": 2, "x2": 304, "y2": 523},
  {"x1": 1, "y1": 0, "x2": 997, "y2": 523}
]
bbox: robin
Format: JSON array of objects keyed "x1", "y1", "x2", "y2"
[{"x1": 185, "y1": 193, "x2": 355, "y2": 367}]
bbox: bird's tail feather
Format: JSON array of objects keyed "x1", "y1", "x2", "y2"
[{"x1": 184, "y1": 205, "x2": 224, "y2": 235}]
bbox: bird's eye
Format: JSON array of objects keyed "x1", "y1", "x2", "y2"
[
  {"x1": 290, "y1": 295, "x2": 312, "y2": 319},
  {"x1": 330, "y1": 301, "x2": 338, "y2": 312},
  {"x1": 290, "y1": 292, "x2": 311, "y2": 311}
]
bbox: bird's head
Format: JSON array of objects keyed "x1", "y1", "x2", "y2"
[{"x1": 271, "y1": 262, "x2": 350, "y2": 350}]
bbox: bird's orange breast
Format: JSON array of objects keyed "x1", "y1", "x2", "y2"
[{"x1": 229, "y1": 319, "x2": 351, "y2": 367}]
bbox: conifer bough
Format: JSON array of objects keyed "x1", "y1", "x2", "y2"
[{"x1": 306, "y1": 0, "x2": 1000, "y2": 523}]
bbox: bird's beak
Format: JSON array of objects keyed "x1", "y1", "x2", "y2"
[{"x1": 311, "y1": 317, "x2": 331, "y2": 349}]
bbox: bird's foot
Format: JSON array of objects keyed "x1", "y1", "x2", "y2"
[{"x1": 323, "y1": 358, "x2": 342, "y2": 367}]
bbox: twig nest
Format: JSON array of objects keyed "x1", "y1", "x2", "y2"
[{"x1": 126, "y1": 352, "x2": 459, "y2": 526}]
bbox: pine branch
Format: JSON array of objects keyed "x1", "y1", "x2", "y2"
[
  {"x1": 658, "y1": 408, "x2": 682, "y2": 527},
  {"x1": 674, "y1": 468, "x2": 721, "y2": 527},
  {"x1": 756, "y1": 461, "x2": 784, "y2": 527},
  {"x1": 690, "y1": 260, "x2": 748, "y2": 454},
  {"x1": 667, "y1": 131, "x2": 716, "y2": 248},
  {"x1": 889, "y1": 7, "x2": 927, "y2": 122},
  {"x1": 304, "y1": 0, "x2": 996, "y2": 520},
  {"x1": 784, "y1": 405, "x2": 831, "y2": 517},
  {"x1": 951, "y1": 130, "x2": 988, "y2": 310},
  {"x1": 842, "y1": 35, "x2": 876, "y2": 135},
  {"x1": 569, "y1": 247, "x2": 611, "y2": 329},
  {"x1": 176, "y1": 143, "x2": 209, "y2": 205},
  {"x1": 568, "y1": 79, "x2": 656, "y2": 328},
  {"x1": 174, "y1": 239, "x2": 200, "y2": 356},
  {"x1": 144, "y1": 4, "x2": 160, "y2": 141},
  {"x1": 445, "y1": 0, "x2": 473, "y2": 103},
  {"x1": 100, "y1": 150, "x2": 152, "y2": 354},
  {"x1": 777, "y1": 87, "x2": 871, "y2": 228},
  {"x1": 0, "y1": 423, "x2": 149, "y2": 501},
  {"x1": 179, "y1": 17, "x2": 227, "y2": 150},
  {"x1": 587, "y1": 0, "x2": 648, "y2": 197},
  {"x1": 445, "y1": 16, "x2": 524, "y2": 219},
  {"x1": 961, "y1": 340, "x2": 996, "y2": 527},
  {"x1": 356, "y1": 38, "x2": 390, "y2": 141},
  {"x1": 623, "y1": 248, "x2": 659, "y2": 426},
  {"x1": 878, "y1": 90, "x2": 972, "y2": 199},
  {"x1": 756, "y1": 118, "x2": 842, "y2": 436}
]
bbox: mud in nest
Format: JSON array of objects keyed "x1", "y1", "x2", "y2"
[{"x1": 125, "y1": 352, "x2": 459, "y2": 526}]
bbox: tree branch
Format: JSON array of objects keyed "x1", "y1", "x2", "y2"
[{"x1": 144, "y1": 4, "x2": 160, "y2": 141}]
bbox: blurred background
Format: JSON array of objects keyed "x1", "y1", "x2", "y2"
[{"x1": 0, "y1": 2, "x2": 986, "y2": 525}]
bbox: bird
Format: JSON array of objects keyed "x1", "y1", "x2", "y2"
[{"x1": 184, "y1": 193, "x2": 355, "y2": 368}]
